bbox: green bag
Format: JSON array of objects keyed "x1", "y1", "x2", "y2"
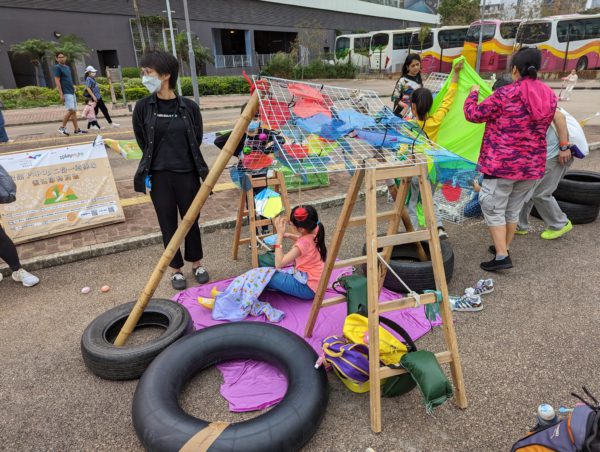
[
  {"x1": 258, "y1": 251, "x2": 275, "y2": 267},
  {"x1": 400, "y1": 350, "x2": 454, "y2": 413}
]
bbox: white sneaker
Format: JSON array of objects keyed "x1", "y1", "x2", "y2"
[
  {"x1": 90, "y1": 125, "x2": 100, "y2": 130},
  {"x1": 12, "y1": 268, "x2": 40, "y2": 287},
  {"x1": 110, "y1": 123, "x2": 120, "y2": 128},
  {"x1": 0, "y1": 272, "x2": 3, "y2": 283}
]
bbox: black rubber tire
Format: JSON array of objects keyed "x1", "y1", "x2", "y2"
[
  {"x1": 576, "y1": 57, "x2": 588, "y2": 71},
  {"x1": 554, "y1": 170, "x2": 600, "y2": 206},
  {"x1": 361, "y1": 240, "x2": 454, "y2": 292},
  {"x1": 132, "y1": 323, "x2": 328, "y2": 452},
  {"x1": 81, "y1": 299, "x2": 193, "y2": 380},
  {"x1": 532, "y1": 199, "x2": 599, "y2": 225}
]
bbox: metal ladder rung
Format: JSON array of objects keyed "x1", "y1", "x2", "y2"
[
  {"x1": 377, "y1": 230, "x2": 430, "y2": 248},
  {"x1": 379, "y1": 351, "x2": 453, "y2": 379}
]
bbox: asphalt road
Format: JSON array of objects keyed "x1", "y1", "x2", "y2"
[{"x1": 1, "y1": 150, "x2": 599, "y2": 451}]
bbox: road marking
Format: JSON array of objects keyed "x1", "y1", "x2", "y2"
[{"x1": 120, "y1": 181, "x2": 237, "y2": 207}]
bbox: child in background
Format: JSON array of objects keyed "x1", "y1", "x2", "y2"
[
  {"x1": 82, "y1": 98, "x2": 100, "y2": 130},
  {"x1": 391, "y1": 53, "x2": 423, "y2": 118},
  {"x1": 560, "y1": 69, "x2": 578, "y2": 101},
  {"x1": 387, "y1": 61, "x2": 464, "y2": 238}
]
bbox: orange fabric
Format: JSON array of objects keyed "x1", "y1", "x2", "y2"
[{"x1": 294, "y1": 231, "x2": 324, "y2": 292}]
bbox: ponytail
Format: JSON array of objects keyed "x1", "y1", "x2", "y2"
[{"x1": 314, "y1": 223, "x2": 327, "y2": 262}]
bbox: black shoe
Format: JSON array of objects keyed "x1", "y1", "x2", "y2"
[
  {"x1": 480, "y1": 255, "x2": 513, "y2": 272},
  {"x1": 170, "y1": 272, "x2": 187, "y2": 290},
  {"x1": 193, "y1": 266, "x2": 210, "y2": 284},
  {"x1": 74, "y1": 129, "x2": 88, "y2": 135},
  {"x1": 488, "y1": 245, "x2": 510, "y2": 255}
]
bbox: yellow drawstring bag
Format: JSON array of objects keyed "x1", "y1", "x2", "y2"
[{"x1": 343, "y1": 313, "x2": 408, "y2": 366}]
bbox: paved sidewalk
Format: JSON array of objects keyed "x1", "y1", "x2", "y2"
[
  {"x1": 0, "y1": 172, "x2": 354, "y2": 273},
  {"x1": 3, "y1": 94, "x2": 249, "y2": 126}
]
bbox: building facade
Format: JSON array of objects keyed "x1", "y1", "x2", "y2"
[{"x1": 0, "y1": 0, "x2": 439, "y2": 89}]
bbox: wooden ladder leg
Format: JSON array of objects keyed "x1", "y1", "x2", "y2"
[
  {"x1": 378, "y1": 177, "x2": 411, "y2": 291},
  {"x1": 232, "y1": 189, "x2": 246, "y2": 261},
  {"x1": 417, "y1": 165, "x2": 468, "y2": 409},
  {"x1": 304, "y1": 169, "x2": 365, "y2": 338},
  {"x1": 276, "y1": 171, "x2": 292, "y2": 219},
  {"x1": 247, "y1": 186, "x2": 259, "y2": 268},
  {"x1": 365, "y1": 168, "x2": 383, "y2": 433}
]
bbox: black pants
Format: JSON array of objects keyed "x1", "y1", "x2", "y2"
[
  {"x1": 0, "y1": 225, "x2": 21, "y2": 271},
  {"x1": 87, "y1": 120, "x2": 100, "y2": 129},
  {"x1": 94, "y1": 99, "x2": 112, "y2": 124},
  {"x1": 149, "y1": 171, "x2": 203, "y2": 269}
]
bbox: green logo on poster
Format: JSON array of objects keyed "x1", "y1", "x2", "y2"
[{"x1": 44, "y1": 184, "x2": 78, "y2": 205}]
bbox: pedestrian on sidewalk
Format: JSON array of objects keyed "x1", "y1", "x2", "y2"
[
  {"x1": 560, "y1": 69, "x2": 578, "y2": 101},
  {"x1": 54, "y1": 52, "x2": 86, "y2": 136},
  {"x1": 132, "y1": 50, "x2": 210, "y2": 290},
  {"x1": 0, "y1": 100, "x2": 13, "y2": 143},
  {"x1": 82, "y1": 98, "x2": 100, "y2": 130},
  {"x1": 0, "y1": 164, "x2": 40, "y2": 287},
  {"x1": 84, "y1": 66, "x2": 120, "y2": 128}
]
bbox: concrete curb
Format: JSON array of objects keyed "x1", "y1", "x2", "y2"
[{"x1": 0, "y1": 187, "x2": 387, "y2": 275}]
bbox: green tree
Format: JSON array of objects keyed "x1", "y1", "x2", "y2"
[
  {"x1": 174, "y1": 32, "x2": 214, "y2": 76},
  {"x1": 418, "y1": 25, "x2": 432, "y2": 50},
  {"x1": 56, "y1": 34, "x2": 90, "y2": 61},
  {"x1": 10, "y1": 38, "x2": 56, "y2": 86},
  {"x1": 438, "y1": 0, "x2": 479, "y2": 26}
]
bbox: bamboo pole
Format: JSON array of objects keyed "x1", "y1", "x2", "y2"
[{"x1": 113, "y1": 92, "x2": 260, "y2": 346}]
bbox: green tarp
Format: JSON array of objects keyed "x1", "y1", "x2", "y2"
[{"x1": 429, "y1": 56, "x2": 493, "y2": 164}]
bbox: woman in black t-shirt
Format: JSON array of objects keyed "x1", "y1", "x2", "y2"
[{"x1": 132, "y1": 51, "x2": 210, "y2": 290}]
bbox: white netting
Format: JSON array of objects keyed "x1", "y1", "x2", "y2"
[
  {"x1": 234, "y1": 76, "x2": 452, "y2": 176},
  {"x1": 423, "y1": 72, "x2": 449, "y2": 94}
]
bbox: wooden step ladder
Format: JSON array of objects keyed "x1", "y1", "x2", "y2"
[
  {"x1": 304, "y1": 161, "x2": 468, "y2": 432},
  {"x1": 231, "y1": 171, "x2": 291, "y2": 268}
]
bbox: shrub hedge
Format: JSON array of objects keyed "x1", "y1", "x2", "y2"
[
  {"x1": 0, "y1": 75, "x2": 250, "y2": 109},
  {"x1": 260, "y1": 52, "x2": 357, "y2": 79}
]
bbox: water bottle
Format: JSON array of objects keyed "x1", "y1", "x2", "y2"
[{"x1": 533, "y1": 404, "x2": 558, "y2": 432}]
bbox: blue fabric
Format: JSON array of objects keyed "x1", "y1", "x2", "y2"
[
  {"x1": 336, "y1": 109, "x2": 376, "y2": 128},
  {"x1": 0, "y1": 110, "x2": 7, "y2": 143},
  {"x1": 85, "y1": 76, "x2": 101, "y2": 99},
  {"x1": 295, "y1": 113, "x2": 354, "y2": 140},
  {"x1": 355, "y1": 127, "x2": 415, "y2": 148},
  {"x1": 266, "y1": 271, "x2": 315, "y2": 300},
  {"x1": 53, "y1": 64, "x2": 74, "y2": 94}
]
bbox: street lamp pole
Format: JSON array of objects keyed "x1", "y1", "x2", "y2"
[
  {"x1": 182, "y1": 0, "x2": 200, "y2": 105},
  {"x1": 165, "y1": 0, "x2": 182, "y2": 96},
  {"x1": 476, "y1": 0, "x2": 486, "y2": 73}
]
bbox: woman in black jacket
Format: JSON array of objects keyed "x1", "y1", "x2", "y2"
[{"x1": 132, "y1": 51, "x2": 210, "y2": 290}]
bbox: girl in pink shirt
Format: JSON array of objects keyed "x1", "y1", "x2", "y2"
[{"x1": 269, "y1": 205, "x2": 326, "y2": 299}]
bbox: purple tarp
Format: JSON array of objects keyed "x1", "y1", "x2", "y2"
[{"x1": 172, "y1": 267, "x2": 441, "y2": 412}]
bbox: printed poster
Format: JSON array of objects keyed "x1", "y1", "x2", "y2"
[{"x1": 0, "y1": 138, "x2": 125, "y2": 244}]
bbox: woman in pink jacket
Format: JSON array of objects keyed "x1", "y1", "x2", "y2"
[{"x1": 464, "y1": 47, "x2": 557, "y2": 272}]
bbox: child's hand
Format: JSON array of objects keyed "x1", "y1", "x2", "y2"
[
  {"x1": 451, "y1": 61, "x2": 463, "y2": 83},
  {"x1": 470, "y1": 85, "x2": 480, "y2": 94},
  {"x1": 274, "y1": 216, "x2": 287, "y2": 234},
  {"x1": 472, "y1": 179, "x2": 481, "y2": 192}
]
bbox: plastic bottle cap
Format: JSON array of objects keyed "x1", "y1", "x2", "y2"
[{"x1": 538, "y1": 404, "x2": 555, "y2": 421}]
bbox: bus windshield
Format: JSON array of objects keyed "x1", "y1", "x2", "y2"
[
  {"x1": 335, "y1": 37, "x2": 350, "y2": 52},
  {"x1": 409, "y1": 31, "x2": 433, "y2": 50},
  {"x1": 517, "y1": 22, "x2": 551, "y2": 44},
  {"x1": 371, "y1": 33, "x2": 389, "y2": 50},
  {"x1": 465, "y1": 24, "x2": 496, "y2": 42}
]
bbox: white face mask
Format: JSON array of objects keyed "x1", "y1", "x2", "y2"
[{"x1": 142, "y1": 75, "x2": 162, "y2": 94}]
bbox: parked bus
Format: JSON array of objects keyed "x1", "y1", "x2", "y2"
[
  {"x1": 369, "y1": 28, "x2": 418, "y2": 72},
  {"x1": 334, "y1": 33, "x2": 372, "y2": 68},
  {"x1": 462, "y1": 19, "x2": 521, "y2": 72},
  {"x1": 514, "y1": 14, "x2": 600, "y2": 72},
  {"x1": 409, "y1": 26, "x2": 469, "y2": 73}
]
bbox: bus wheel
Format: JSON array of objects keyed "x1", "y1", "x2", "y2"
[{"x1": 576, "y1": 57, "x2": 588, "y2": 71}]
